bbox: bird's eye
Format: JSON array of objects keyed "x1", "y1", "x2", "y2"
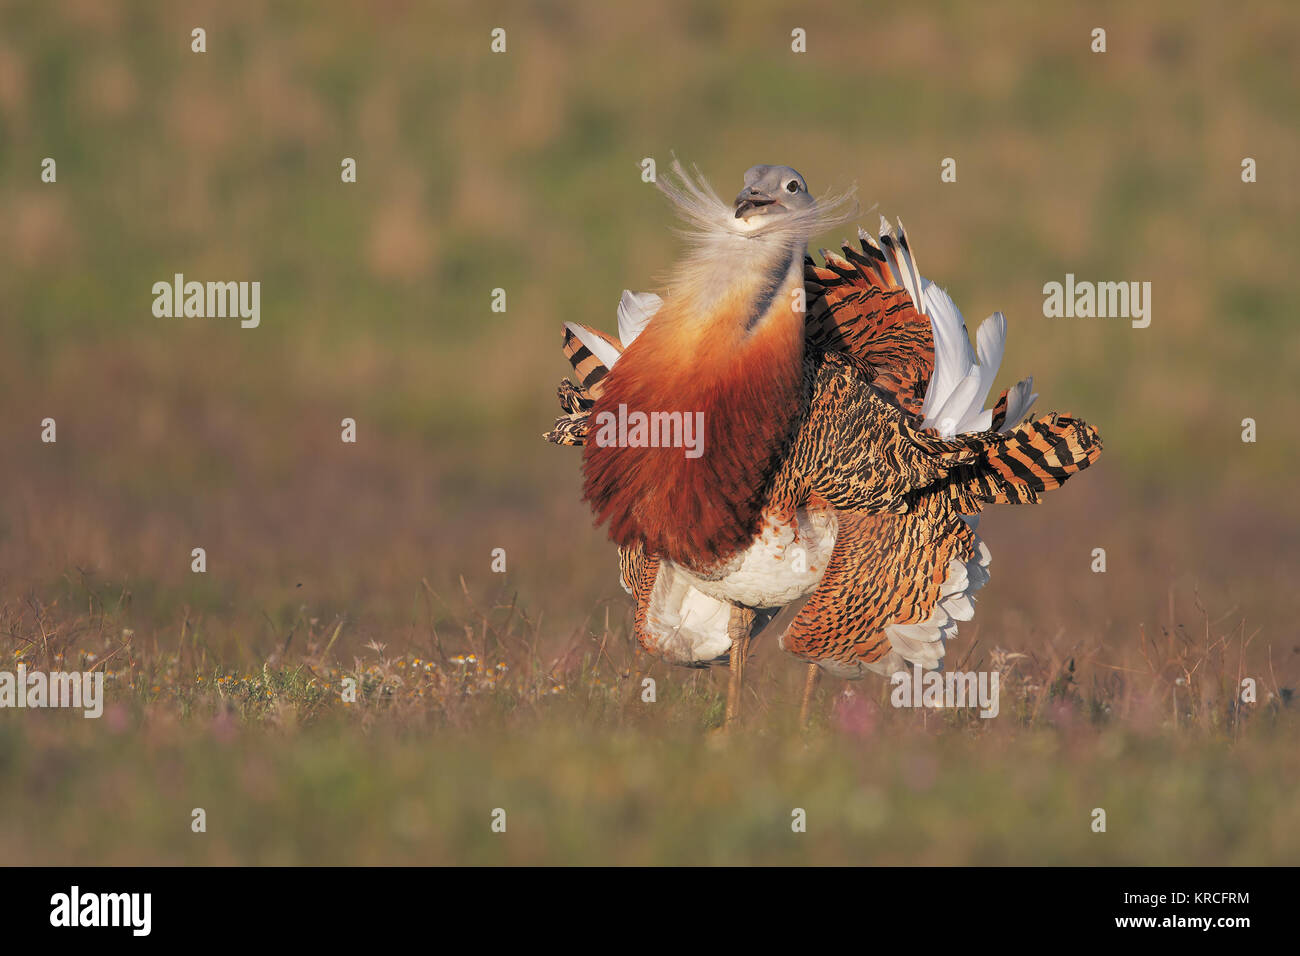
[{"x1": 786, "y1": 180, "x2": 801, "y2": 193}]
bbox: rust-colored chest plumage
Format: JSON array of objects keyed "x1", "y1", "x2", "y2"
[{"x1": 581, "y1": 247, "x2": 808, "y2": 571}]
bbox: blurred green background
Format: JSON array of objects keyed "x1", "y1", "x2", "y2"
[{"x1": 0, "y1": 0, "x2": 1297, "y2": 864}]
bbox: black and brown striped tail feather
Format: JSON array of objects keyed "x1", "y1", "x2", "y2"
[
  {"x1": 561, "y1": 324, "x2": 619, "y2": 396},
  {"x1": 546, "y1": 323, "x2": 616, "y2": 445},
  {"x1": 543, "y1": 378, "x2": 594, "y2": 445},
  {"x1": 911, "y1": 413, "x2": 1103, "y2": 511},
  {"x1": 543, "y1": 413, "x2": 590, "y2": 446},
  {"x1": 556, "y1": 378, "x2": 593, "y2": 415},
  {"x1": 804, "y1": 229, "x2": 936, "y2": 419}
]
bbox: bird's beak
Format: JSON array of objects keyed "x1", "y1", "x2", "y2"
[{"x1": 734, "y1": 187, "x2": 778, "y2": 219}]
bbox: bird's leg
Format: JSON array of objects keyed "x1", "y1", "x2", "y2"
[
  {"x1": 724, "y1": 605, "x2": 755, "y2": 731},
  {"x1": 798, "y1": 662, "x2": 820, "y2": 728}
]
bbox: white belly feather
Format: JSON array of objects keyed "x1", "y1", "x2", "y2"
[
  {"x1": 687, "y1": 507, "x2": 838, "y2": 608},
  {"x1": 638, "y1": 509, "x2": 836, "y2": 665}
]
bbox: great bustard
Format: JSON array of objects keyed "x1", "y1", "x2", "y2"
[{"x1": 545, "y1": 162, "x2": 1101, "y2": 727}]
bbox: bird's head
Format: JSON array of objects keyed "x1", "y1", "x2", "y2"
[
  {"x1": 732, "y1": 164, "x2": 815, "y2": 232},
  {"x1": 654, "y1": 158, "x2": 855, "y2": 247}
]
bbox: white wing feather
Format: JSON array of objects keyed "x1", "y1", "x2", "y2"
[
  {"x1": 616, "y1": 291, "x2": 662, "y2": 347},
  {"x1": 918, "y1": 281, "x2": 1036, "y2": 435}
]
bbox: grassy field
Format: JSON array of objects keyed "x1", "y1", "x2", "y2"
[{"x1": 1, "y1": 0, "x2": 1297, "y2": 864}]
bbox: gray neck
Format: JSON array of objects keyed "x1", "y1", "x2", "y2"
[{"x1": 743, "y1": 237, "x2": 804, "y2": 332}]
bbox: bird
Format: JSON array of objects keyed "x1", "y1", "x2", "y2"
[{"x1": 544, "y1": 160, "x2": 1102, "y2": 727}]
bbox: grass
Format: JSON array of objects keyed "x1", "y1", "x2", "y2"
[{"x1": 1, "y1": 570, "x2": 1295, "y2": 865}]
